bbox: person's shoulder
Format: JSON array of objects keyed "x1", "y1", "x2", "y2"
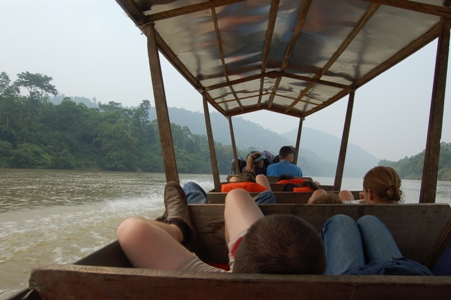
[{"x1": 267, "y1": 163, "x2": 278, "y2": 169}]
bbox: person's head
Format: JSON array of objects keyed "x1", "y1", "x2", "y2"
[
  {"x1": 278, "y1": 174, "x2": 295, "y2": 181},
  {"x1": 233, "y1": 214, "x2": 326, "y2": 274},
  {"x1": 308, "y1": 192, "x2": 343, "y2": 204},
  {"x1": 235, "y1": 171, "x2": 257, "y2": 183},
  {"x1": 245, "y1": 151, "x2": 266, "y2": 172},
  {"x1": 300, "y1": 181, "x2": 318, "y2": 191},
  {"x1": 362, "y1": 166, "x2": 402, "y2": 204},
  {"x1": 278, "y1": 146, "x2": 295, "y2": 162}
]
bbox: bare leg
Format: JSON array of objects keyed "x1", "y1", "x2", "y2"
[
  {"x1": 256, "y1": 174, "x2": 271, "y2": 190},
  {"x1": 224, "y1": 189, "x2": 264, "y2": 245},
  {"x1": 117, "y1": 217, "x2": 192, "y2": 269}
]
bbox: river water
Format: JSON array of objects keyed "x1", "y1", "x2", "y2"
[{"x1": 1, "y1": 169, "x2": 451, "y2": 298}]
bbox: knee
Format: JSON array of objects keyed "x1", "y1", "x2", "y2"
[
  {"x1": 183, "y1": 181, "x2": 201, "y2": 193},
  {"x1": 117, "y1": 217, "x2": 151, "y2": 244},
  {"x1": 226, "y1": 188, "x2": 248, "y2": 201},
  {"x1": 255, "y1": 190, "x2": 276, "y2": 204},
  {"x1": 357, "y1": 215, "x2": 381, "y2": 228},
  {"x1": 325, "y1": 214, "x2": 355, "y2": 228},
  {"x1": 255, "y1": 174, "x2": 266, "y2": 182},
  {"x1": 225, "y1": 189, "x2": 253, "y2": 208}
]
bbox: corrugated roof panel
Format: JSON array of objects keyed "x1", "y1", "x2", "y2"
[{"x1": 329, "y1": 5, "x2": 440, "y2": 81}]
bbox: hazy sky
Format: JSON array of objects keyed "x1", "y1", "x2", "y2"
[{"x1": 1, "y1": 0, "x2": 450, "y2": 161}]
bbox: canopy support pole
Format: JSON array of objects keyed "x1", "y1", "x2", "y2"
[
  {"x1": 420, "y1": 18, "x2": 450, "y2": 203},
  {"x1": 203, "y1": 93, "x2": 221, "y2": 190},
  {"x1": 334, "y1": 91, "x2": 355, "y2": 191},
  {"x1": 144, "y1": 23, "x2": 179, "y2": 183},
  {"x1": 293, "y1": 117, "x2": 304, "y2": 165},
  {"x1": 228, "y1": 116, "x2": 240, "y2": 175}
]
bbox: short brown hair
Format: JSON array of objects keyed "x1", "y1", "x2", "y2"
[
  {"x1": 233, "y1": 214, "x2": 326, "y2": 274},
  {"x1": 279, "y1": 146, "x2": 294, "y2": 159},
  {"x1": 310, "y1": 192, "x2": 343, "y2": 204}
]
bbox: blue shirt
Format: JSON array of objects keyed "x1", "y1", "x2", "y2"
[{"x1": 266, "y1": 160, "x2": 303, "y2": 177}]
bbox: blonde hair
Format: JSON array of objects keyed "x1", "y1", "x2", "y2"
[
  {"x1": 245, "y1": 152, "x2": 263, "y2": 173},
  {"x1": 363, "y1": 166, "x2": 402, "y2": 203}
]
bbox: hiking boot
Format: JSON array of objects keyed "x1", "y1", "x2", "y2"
[{"x1": 164, "y1": 181, "x2": 196, "y2": 245}]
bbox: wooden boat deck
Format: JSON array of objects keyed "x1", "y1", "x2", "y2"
[{"x1": 26, "y1": 203, "x2": 451, "y2": 299}]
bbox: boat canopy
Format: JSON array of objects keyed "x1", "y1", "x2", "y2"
[
  {"x1": 116, "y1": 0, "x2": 449, "y2": 202},
  {"x1": 116, "y1": 0, "x2": 447, "y2": 118}
]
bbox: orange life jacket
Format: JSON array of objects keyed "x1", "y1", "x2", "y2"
[
  {"x1": 293, "y1": 187, "x2": 313, "y2": 193},
  {"x1": 221, "y1": 182, "x2": 268, "y2": 193},
  {"x1": 276, "y1": 178, "x2": 306, "y2": 185}
]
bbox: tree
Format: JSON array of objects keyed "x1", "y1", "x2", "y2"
[
  {"x1": 95, "y1": 122, "x2": 139, "y2": 171},
  {"x1": 0, "y1": 72, "x2": 20, "y2": 128},
  {"x1": 14, "y1": 72, "x2": 58, "y2": 118},
  {"x1": 10, "y1": 143, "x2": 52, "y2": 168}
]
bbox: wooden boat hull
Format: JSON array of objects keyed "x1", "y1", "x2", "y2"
[{"x1": 22, "y1": 203, "x2": 451, "y2": 299}]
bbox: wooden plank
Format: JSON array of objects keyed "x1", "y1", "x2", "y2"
[
  {"x1": 203, "y1": 94, "x2": 221, "y2": 190},
  {"x1": 334, "y1": 91, "x2": 355, "y2": 191},
  {"x1": 148, "y1": 0, "x2": 247, "y2": 21},
  {"x1": 293, "y1": 117, "x2": 303, "y2": 165},
  {"x1": 420, "y1": 18, "x2": 450, "y2": 203},
  {"x1": 74, "y1": 241, "x2": 132, "y2": 268},
  {"x1": 144, "y1": 23, "x2": 179, "y2": 183},
  {"x1": 29, "y1": 264, "x2": 451, "y2": 300},
  {"x1": 268, "y1": 0, "x2": 312, "y2": 108},
  {"x1": 228, "y1": 116, "x2": 240, "y2": 175},
  {"x1": 366, "y1": 0, "x2": 451, "y2": 18},
  {"x1": 206, "y1": 191, "x2": 312, "y2": 204},
  {"x1": 187, "y1": 204, "x2": 451, "y2": 264}
]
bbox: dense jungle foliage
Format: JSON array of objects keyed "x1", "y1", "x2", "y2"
[
  {"x1": 0, "y1": 72, "x2": 236, "y2": 173},
  {"x1": 380, "y1": 142, "x2": 451, "y2": 181},
  {"x1": 1, "y1": 71, "x2": 450, "y2": 180}
]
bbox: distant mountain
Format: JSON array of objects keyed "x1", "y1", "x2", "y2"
[
  {"x1": 49, "y1": 96, "x2": 377, "y2": 177},
  {"x1": 282, "y1": 128, "x2": 378, "y2": 177},
  {"x1": 156, "y1": 108, "x2": 378, "y2": 177}
]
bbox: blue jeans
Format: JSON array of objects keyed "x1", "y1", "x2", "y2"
[
  {"x1": 183, "y1": 181, "x2": 208, "y2": 204},
  {"x1": 183, "y1": 181, "x2": 276, "y2": 204},
  {"x1": 321, "y1": 214, "x2": 402, "y2": 275}
]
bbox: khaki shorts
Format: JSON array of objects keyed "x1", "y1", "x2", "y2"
[
  {"x1": 227, "y1": 228, "x2": 248, "y2": 271},
  {"x1": 176, "y1": 254, "x2": 227, "y2": 273},
  {"x1": 176, "y1": 229, "x2": 248, "y2": 273}
]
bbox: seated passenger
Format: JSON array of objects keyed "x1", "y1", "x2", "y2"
[
  {"x1": 267, "y1": 146, "x2": 303, "y2": 177},
  {"x1": 329, "y1": 166, "x2": 403, "y2": 204},
  {"x1": 242, "y1": 151, "x2": 267, "y2": 175},
  {"x1": 222, "y1": 172, "x2": 270, "y2": 193},
  {"x1": 321, "y1": 214, "x2": 431, "y2": 275},
  {"x1": 117, "y1": 182, "x2": 326, "y2": 274},
  {"x1": 359, "y1": 166, "x2": 403, "y2": 204}
]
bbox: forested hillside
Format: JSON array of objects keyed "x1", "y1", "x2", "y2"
[
  {"x1": 0, "y1": 72, "x2": 235, "y2": 174},
  {"x1": 380, "y1": 142, "x2": 451, "y2": 181},
  {"x1": 2, "y1": 71, "x2": 450, "y2": 180}
]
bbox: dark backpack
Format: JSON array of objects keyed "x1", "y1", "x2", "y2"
[{"x1": 231, "y1": 157, "x2": 246, "y2": 174}]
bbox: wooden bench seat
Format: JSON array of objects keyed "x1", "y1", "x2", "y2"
[
  {"x1": 207, "y1": 190, "x2": 361, "y2": 203},
  {"x1": 207, "y1": 191, "x2": 313, "y2": 203},
  {"x1": 189, "y1": 204, "x2": 451, "y2": 265}
]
